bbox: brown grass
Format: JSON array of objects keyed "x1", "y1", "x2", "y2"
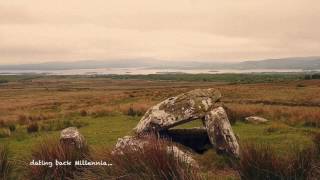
[
  {"x1": 0, "y1": 78, "x2": 319, "y2": 127},
  {"x1": 237, "y1": 143, "x2": 319, "y2": 180},
  {"x1": 23, "y1": 137, "x2": 89, "y2": 180},
  {"x1": 77, "y1": 136, "x2": 202, "y2": 180},
  {"x1": 225, "y1": 103, "x2": 320, "y2": 127}
]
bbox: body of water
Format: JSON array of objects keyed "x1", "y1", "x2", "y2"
[{"x1": 0, "y1": 68, "x2": 319, "y2": 75}]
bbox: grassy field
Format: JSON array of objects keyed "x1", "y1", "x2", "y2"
[{"x1": 0, "y1": 74, "x2": 320, "y2": 179}]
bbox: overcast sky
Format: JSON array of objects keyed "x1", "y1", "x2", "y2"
[{"x1": 0, "y1": 0, "x2": 319, "y2": 65}]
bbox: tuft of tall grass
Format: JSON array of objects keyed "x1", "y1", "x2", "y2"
[
  {"x1": 0, "y1": 145, "x2": 11, "y2": 179},
  {"x1": 23, "y1": 137, "x2": 89, "y2": 180},
  {"x1": 236, "y1": 143, "x2": 318, "y2": 180},
  {"x1": 77, "y1": 136, "x2": 202, "y2": 180},
  {"x1": 17, "y1": 112, "x2": 56, "y2": 125}
]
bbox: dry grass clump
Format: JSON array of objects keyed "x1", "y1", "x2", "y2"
[
  {"x1": 237, "y1": 143, "x2": 319, "y2": 180},
  {"x1": 0, "y1": 145, "x2": 11, "y2": 179},
  {"x1": 23, "y1": 137, "x2": 89, "y2": 180},
  {"x1": 77, "y1": 136, "x2": 202, "y2": 180}
]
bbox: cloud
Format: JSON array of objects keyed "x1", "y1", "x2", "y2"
[{"x1": 0, "y1": 0, "x2": 319, "y2": 64}]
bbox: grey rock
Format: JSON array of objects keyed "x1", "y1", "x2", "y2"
[
  {"x1": 245, "y1": 116, "x2": 268, "y2": 124},
  {"x1": 60, "y1": 127, "x2": 85, "y2": 149}
]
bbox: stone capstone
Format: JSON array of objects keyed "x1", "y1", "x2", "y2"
[{"x1": 134, "y1": 88, "x2": 222, "y2": 134}]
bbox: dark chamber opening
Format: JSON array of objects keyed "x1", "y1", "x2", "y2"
[{"x1": 159, "y1": 128, "x2": 212, "y2": 154}]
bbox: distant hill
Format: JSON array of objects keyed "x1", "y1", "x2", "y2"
[
  {"x1": 0, "y1": 56, "x2": 319, "y2": 70},
  {"x1": 234, "y1": 57, "x2": 320, "y2": 70}
]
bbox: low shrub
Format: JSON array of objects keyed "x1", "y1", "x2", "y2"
[
  {"x1": 237, "y1": 143, "x2": 317, "y2": 180},
  {"x1": 0, "y1": 128, "x2": 11, "y2": 138},
  {"x1": 23, "y1": 137, "x2": 89, "y2": 180},
  {"x1": 27, "y1": 122, "x2": 39, "y2": 133},
  {"x1": 0, "y1": 145, "x2": 11, "y2": 179},
  {"x1": 77, "y1": 136, "x2": 202, "y2": 180}
]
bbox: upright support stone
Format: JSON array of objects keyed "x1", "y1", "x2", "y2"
[
  {"x1": 204, "y1": 107, "x2": 240, "y2": 157},
  {"x1": 60, "y1": 127, "x2": 85, "y2": 149}
]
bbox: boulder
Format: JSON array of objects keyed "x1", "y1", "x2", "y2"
[
  {"x1": 60, "y1": 127, "x2": 85, "y2": 149},
  {"x1": 134, "y1": 88, "x2": 222, "y2": 134},
  {"x1": 245, "y1": 116, "x2": 268, "y2": 124}
]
